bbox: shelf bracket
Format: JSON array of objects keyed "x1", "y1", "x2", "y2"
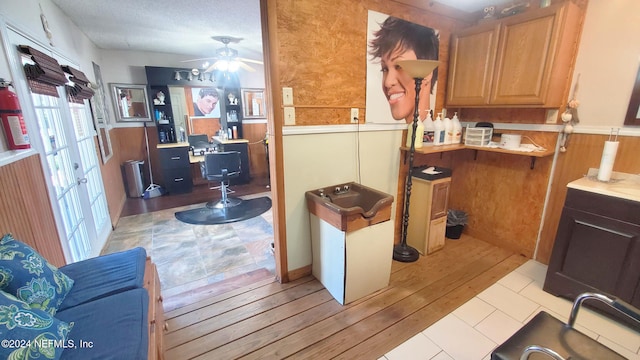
[{"x1": 530, "y1": 157, "x2": 536, "y2": 170}]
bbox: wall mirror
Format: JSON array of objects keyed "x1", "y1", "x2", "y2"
[
  {"x1": 624, "y1": 63, "x2": 640, "y2": 126},
  {"x1": 241, "y1": 88, "x2": 266, "y2": 119},
  {"x1": 110, "y1": 83, "x2": 152, "y2": 122}
]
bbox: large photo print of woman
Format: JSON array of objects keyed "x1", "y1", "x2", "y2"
[{"x1": 366, "y1": 11, "x2": 440, "y2": 124}]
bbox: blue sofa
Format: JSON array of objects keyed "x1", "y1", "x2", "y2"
[
  {"x1": 0, "y1": 232, "x2": 162, "y2": 360},
  {"x1": 56, "y1": 247, "x2": 152, "y2": 360}
]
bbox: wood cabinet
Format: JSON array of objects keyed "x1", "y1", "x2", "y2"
[
  {"x1": 544, "y1": 188, "x2": 640, "y2": 316},
  {"x1": 407, "y1": 176, "x2": 451, "y2": 255},
  {"x1": 447, "y1": 2, "x2": 584, "y2": 108},
  {"x1": 158, "y1": 144, "x2": 192, "y2": 194},
  {"x1": 144, "y1": 258, "x2": 165, "y2": 360}
]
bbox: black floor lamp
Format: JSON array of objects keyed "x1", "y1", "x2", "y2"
[{"x1": 393, "y1": 59, "x2": 440, "y2": 263}]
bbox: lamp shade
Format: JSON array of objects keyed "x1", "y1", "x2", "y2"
[{"x1": 397, "y1": 60, "x2": 439, "y2": 79}]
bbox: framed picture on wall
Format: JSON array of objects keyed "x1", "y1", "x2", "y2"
[
  {"x1": 241, "y1": 88, "x2": 266, "y2": 119},
  {"x1": 625, "y1": 63, "x2": 640, "y2": 126},
  {"x1": 191, "y1": 87, "x2": 222, "y2": 118}
]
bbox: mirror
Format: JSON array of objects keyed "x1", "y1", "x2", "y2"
[
  {"x1": 90, "y1": 62, "x2": 113, "y2": 164},
  {"x1": 110, "y1": 83, "x2": 152, "y2": 122},
  {"x1": 241, "y1": 88, "x2": 266, "y2": 119}
]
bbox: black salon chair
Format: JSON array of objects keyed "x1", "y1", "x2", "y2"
[
  {"x1": 200, "y1": 151, "x2": 242, "y2": 209},
  {"x1": 188, "y1": 134, "x2": 209, "y2": 147},
  {"x1": 491, "y1": 292, "x2": 640, "y2": 360}
]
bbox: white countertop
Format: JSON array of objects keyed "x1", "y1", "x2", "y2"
[{"x1": 568, "y1": 168, "x2": 640, "y2": 203}]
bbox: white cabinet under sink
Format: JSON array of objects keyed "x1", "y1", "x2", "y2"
[{"x1": 310, "y1": 214, "x2": 393, "y2": 305}]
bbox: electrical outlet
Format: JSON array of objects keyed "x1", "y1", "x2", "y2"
[
  {"x1": 284, "y1": 107, "x2": 295, "y2": 125},
  {"x1": 350, "y1": 108, "x2": 359, "y2": 123},
  {"x1": 282, "y1": 87, "x2": 293, "y2": 106},
  {"x1": 546, "y1": 109, "x2": 559, "y2": 124}
]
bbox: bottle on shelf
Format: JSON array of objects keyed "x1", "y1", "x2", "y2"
[
  {"x1": 406, "y1": 118, "x2": 424, "y2": 149},
  {"x1": 443, "y1": 114, "x2": 453, "y2": 144},
  {"x1": 433, "y1": 113, "x2": 445, "y2": 146},
  {"x1": 423, "y1": 110, "x2": 435, "y2": 146},
  {"x1": 452, "y1": 112, "x2": 462, "y2": 144}
]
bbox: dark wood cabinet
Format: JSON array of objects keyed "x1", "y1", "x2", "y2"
[
  {"x1": 158, "y1": 145, "x2": 192, "y2": 194},
  {"x1": 544, "y1": 188, "x2": 640, "y2": 318}
]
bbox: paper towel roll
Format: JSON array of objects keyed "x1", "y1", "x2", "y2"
[{"x1": 597, "y1": 141, "x2": 619, "y2": 182}]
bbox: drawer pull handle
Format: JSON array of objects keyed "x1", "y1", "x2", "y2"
[
  {"x1": 170, "y1": 156, "x2": 181, "y2": 160},
  {"x1": 174, "y1": 178, "x2": 184, "y2": 182}
]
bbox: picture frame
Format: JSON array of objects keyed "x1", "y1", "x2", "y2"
[
  {"x1": 241, "y1": 88, "x2": 266, "y2": 119},
  {"x1": 110, "y1": 83, "x2": 152, "y2": 122},
  {"x1": 91, "y1": 62, "x2": 113, "y2": 164},
  {"x1": 624, "y1": 63, "x2": 640, "y2": 126},
  {"x1": 191, "y1": 87, "x2": 222, "y2": 118}
]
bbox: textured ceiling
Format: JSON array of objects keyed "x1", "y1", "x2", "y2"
[
  {"x1": 50, "y1": 0, "x2": 264, "y2": 63},
  {"x1": 50, "y1": 0, "x2": 511, "y2": 65}
]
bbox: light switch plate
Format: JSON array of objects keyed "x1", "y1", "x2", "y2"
[
  {"x1": 282, "y1": 87, "x2": 293, "y2": 106},
  {"x1": 284, "y1": 107, "x2": 295, "y2": 125}
]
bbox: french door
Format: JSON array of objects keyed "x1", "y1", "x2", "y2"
[{"x1": 6, "y1": 28, "x2": 110, "y2": 262}]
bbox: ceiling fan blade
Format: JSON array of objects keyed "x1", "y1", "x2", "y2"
[
  {"x1": 180, "y1": 57, "x2": 218, "y2": 63},
  {"x1": 205, "y1": 61, "x2": 219, "y2": 73},
  {"x1": 237, "y1": 57, "x2": 264, "y2": 65},
  {"x1": 238, "y1": 62, "x2": 256, "y2": 72}
]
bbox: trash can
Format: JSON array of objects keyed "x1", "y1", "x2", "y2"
[
  {"x1": 123, "y1": 160, "x2": 145, "y2": 198},
  {"x1": 446, "y1": 209, "x2": 468, "y2": 239}
]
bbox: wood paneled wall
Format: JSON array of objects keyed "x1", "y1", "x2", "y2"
[
  {"x1": 536, "y1": 133, "x2": 640, "y2": 264},
  {"x1": 396, "y1": 131, "x2": 558, "y2": 257},
  {"x1": 274, "y1": 1, "x2": 462, "y2": 125},
  {"x1": 96, "y1": 133, "x2": 126, "y2": 227},
  {"x1": 0, "y1": 154, "x2": 65, "y2": 266}
]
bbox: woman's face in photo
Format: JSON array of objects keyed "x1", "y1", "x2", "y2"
[{"x1": 381, "y1": 47, "x2": 432, "y2": 123}]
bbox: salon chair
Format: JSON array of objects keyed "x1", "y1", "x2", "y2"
[
  {"x1": 188, "y1": 134, "x2": 209, "y2": 147},
  {"x1": 491, "y1": 292, "x2": 640, "y2": 360},
  {"x1": 200, "y1": 151, "x2": 242, "y2": 209}
]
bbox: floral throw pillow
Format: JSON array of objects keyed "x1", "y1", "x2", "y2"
[
  {"x1": 0, "y1": 234, "x2": 74, "y2": 316},
  {"x1": 0, "y1": 290, "x2": 73, "y2": 360}
]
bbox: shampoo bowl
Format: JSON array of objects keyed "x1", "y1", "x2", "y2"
[{"x1": 305, "y1": 182, "x2": 394, "y2": 232}]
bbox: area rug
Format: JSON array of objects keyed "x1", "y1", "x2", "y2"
[{"x1": 175, "y1": 196, "x2": 272, "y2": 225}]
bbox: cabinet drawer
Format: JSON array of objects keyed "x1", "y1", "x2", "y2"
[
  {"x1": 159, "y1": 147, "x2": 189, "y2": 170},
  {"x1": 163, "y1": 168, "x2": 192, "y2": 194}
]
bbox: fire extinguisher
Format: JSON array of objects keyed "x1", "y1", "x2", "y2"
[{"x1": 0, "y1": 79, "x2": 30, "y2": 150}]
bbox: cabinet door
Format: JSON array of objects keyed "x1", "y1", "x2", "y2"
[
  {"x1": 427, "y1": 216, "x2": 447, "y2": 254},
  {"x1": 446, "y1": 24, "x2": 499, "y2": 106},
  {"x1": 430, "y1": 180, "x2": 451, "y2": 220},
  {"x1": 544, "y1": 207, "x2": 640, "y2": 303},
  {"x1": 490, "y1": 6, "x2": 562, "y2": 105}
]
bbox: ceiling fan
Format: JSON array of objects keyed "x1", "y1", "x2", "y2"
[{"x1": 181, "y1": 36, "x2": 263, "y2": 73}]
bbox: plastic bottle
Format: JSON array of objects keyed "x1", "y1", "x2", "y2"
[
  {"x1": 443, "y1": 114, "x2": 453, "y2": 144},
  {"x1": 452, "y1": 112, "x2": 462, "y2": 144},
  {"x1": 423, "y1": 111, "x2": 435, "y2": 145},
  {"x1": 405, "y1": 119, "x2": 424, "y2": 149},
  {"x1": 433, "y1": 113, "x2": 444, "y2": 146}
]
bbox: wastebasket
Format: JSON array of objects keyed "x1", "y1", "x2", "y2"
[
  {"x1": 446, "y1": 209, "x2": 468, "y2": 239},
  {"x1": 123, "y1": 160, "x2": 145, "y2": 198}
]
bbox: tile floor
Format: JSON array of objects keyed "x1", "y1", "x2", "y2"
[
  {"x1": 382, "y1": 260, "x2": 640, "y2": 360},
  {"x1": 102, "y1": 192, "x2": 275, "y2": 298}
]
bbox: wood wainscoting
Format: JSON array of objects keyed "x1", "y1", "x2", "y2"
[{"x1": 0, "y1": 154, "x2": 65, "y2": 266}]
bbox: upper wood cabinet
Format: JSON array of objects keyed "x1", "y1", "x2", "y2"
[{"x1": 447, "y1": 2, "x2": 585, "y2": 108}]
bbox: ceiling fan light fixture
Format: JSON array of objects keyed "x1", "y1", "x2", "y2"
[
  {"x1": 228, "y1": 61, "x2": 240, "y2": 72},
  {"x1": 216, "y1": 60, "x2": 229, "y2": 72}
]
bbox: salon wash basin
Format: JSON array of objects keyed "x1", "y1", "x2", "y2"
[{"x1": 305, "y1": 182, "x2": 394, "y2": 232}]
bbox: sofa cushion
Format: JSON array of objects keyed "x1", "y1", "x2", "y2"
[
  {"x1": 0, "y1": 234, "x2": 74, "y2": 316},
  {"x1": 56, "y1": 288, "x2": 148, "y2": 360},
  {"x1": 58, "y1": 247, "x2": 146, "y2": 311},
  {"x1": 0, "y1": 290, "x2": 73, "y2": 360}
]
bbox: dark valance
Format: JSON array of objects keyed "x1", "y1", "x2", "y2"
[
  {"x1": 18, "y1": 45, "x2": 67, "y2": 97},
  {"x1": 62, "y1": 65, "x2": 94, "y2": 104}
]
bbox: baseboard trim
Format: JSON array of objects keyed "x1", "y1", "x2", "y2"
[{"x1": 287, "y1": 265, "x2": 312, "y2": 282}]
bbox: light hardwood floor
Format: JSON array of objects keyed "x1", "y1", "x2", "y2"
[{"x1": 163, "y1": 235, "x2": 527, "y2": 359}]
